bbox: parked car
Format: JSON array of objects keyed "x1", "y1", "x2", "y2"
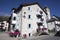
[
  {"x1": 14, "y1": 29, "x2": 21, "y2": 37},
  {"x1": 8, "y1": 29, "x2": 21, "y2": 37},
  {"x1": 8, "y1": 30, "x2": 14, "y2": 37}
]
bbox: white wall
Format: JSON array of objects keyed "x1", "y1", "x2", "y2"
[
  {"x1": 2, "y1": 21, "x2": 9, "y2": 31},
  {"x1": 56, "y1": 25, "x2": 60, "y2": 31},
  {"x1": 47, "y1": 22, "x2": 55, "y2": 30},
  {"x1": 11, "y1": 13, "x2": 17, "y2": 24},
  {"x1": 55, "y1": 21, "x2": 60, "y2": 24},
  {"x1": 11, "y1": 4, "x2": 48, "y2": 37},
  {"x1": 44, "y1": 7, "x2": 51, "y2": 20},
  {"x1": 48, "y1": 21, "x2": 60, "y2": 32},
  {"x1": 11, "y1": 12, "x2": 18, "y2": 30},
  {"x1": 16, "y1": 11, "x2": 22, "y2": 31},
  {"x1": 17, "y1": 4, "x2": 48, "y2": 37}
]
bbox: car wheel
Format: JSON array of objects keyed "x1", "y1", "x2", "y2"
[
  {"x1": 10, "y1": 35, "x2": 13, "y2": 37},
  {"x1": 14, "y1": 35, "x2": 17, "y2": 37}
]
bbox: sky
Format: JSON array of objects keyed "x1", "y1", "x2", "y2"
[{"x1": 0, "y1": 0, "x2": 60, "y2": 17}]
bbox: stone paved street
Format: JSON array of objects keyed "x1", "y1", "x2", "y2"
[
  {"x1": 0, "y1": 32, "x2": 17, "y2": 40},
  {"x1": 21, "y1": 35, "x2": 60, "y2": 40},
  {"x1": 0, "y1": 32, "x2": 60, "y2": 40}
]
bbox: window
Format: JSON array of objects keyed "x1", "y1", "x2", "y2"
[
  {"x1": 28, "y1": 7, "x2": 30, "y2": 10},
  {"x1": 13, "y1": 17, "x2": 16, "y2": 20},
  {"x1": 28, "y1": 15, "x2": 31, "y2": 19},
  {"x1": 40, "y1": 11, "x2": 43, "y2": 14},
  {"x1": 12, "y1": 24, "x2": 15, "y2": 30},
  {"x1": 29, "y1": 33, "x2": 31, "y2": 37},
  {"x1": 28, "y1": 24, "x2": 31, "y2": 28},
  {"x1": 24, "y1": 12, "x2": 26, "y2": 14}
]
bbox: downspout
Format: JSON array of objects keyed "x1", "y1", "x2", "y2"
[{"x1": 20, "y1": 10, "x2": 22, "y2": 38}]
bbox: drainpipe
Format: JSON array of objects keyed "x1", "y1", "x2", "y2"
[{"x1": 20, "y1": 11, "x2": 22, "y2": 39}]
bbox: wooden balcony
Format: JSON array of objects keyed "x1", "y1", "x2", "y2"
[
  {"x1": 36, "y1": 14, "x2": 42, "y2": 19},
  {"x1": 37, "y1": 22, "x2": 43, "y2": 26}
]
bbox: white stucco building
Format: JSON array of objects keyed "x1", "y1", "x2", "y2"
[
  {"x1": 2, "y1": 21, "x2": 9, "y2": 31},
  {"x1": 47, "y1": 15, "x2": 60, "y2": 32},
  {"x1": 0, "y1": 16, "x2": 9, "y2": 32},
  {"x1": 10, "y1": 2, "x2": 51, "y2": 37}
]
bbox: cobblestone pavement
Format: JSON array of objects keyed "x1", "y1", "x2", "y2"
[
  {"x1": 0, "y1": 32, "x2": 60, "y2": 40},
  {"x1": 0, "y1": 32, "x2": 17, "y2": 40},
  {"x1": 19, "y1": 33, "x2": 60, "y2": 40},
  {"x1": 21, "y1": 35, "x2": 60, "y2": 40}
]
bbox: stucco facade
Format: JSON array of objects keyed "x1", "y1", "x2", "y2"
[
  {"x1": 47, "y1": 15, "x2": 60, "y2": 32},
  {"x1": 0, "y1": 21, "x2": 9, "y2": 32},
  {"x1": 10, "y1": 3, "x2": 50, "y2": 37}
]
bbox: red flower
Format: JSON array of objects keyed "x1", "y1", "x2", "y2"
[
  {"x1": 42, "y1": 28, "x2": 47, "y2": 30},
  {"x1": 23, "y1": 34, "x2": 27, "y2": 38},
  {"x1": 8, "y1": 31, "x2": 14, "y2": 36},
  {"x1": 14, "y1": 32, "x2": 20, "y2": 35},
  {"x1": 37, "y1": 28, "x2": 41, "y2": 32}
]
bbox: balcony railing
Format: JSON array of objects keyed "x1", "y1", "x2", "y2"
[
  {"x1": 36, "y1": 14, "x2": 42, "y2": 19},
  {"x1": 37, "y1": 22, "x2": 43, "y2": 26}
]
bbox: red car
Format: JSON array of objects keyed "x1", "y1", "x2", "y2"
[
  {"x1": 8, "y1": 30, "x2": 21, "y2": 37},
  {"x1": 8, "y1": 31, "x2": 14, "y2": 37},
  {"x1": 14, "y1": 29, "x2": 21, "y2": 37}
]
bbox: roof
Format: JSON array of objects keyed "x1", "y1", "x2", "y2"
[
  {"x1": 12, "y1": 2, "x2": 47, "y2": 15},
  {"x1": 47, "y1": 15, "x2": 60, "y2": 22},
  {"x1": 53, "y1": 15, "x2": 60, "y2": 20}
]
